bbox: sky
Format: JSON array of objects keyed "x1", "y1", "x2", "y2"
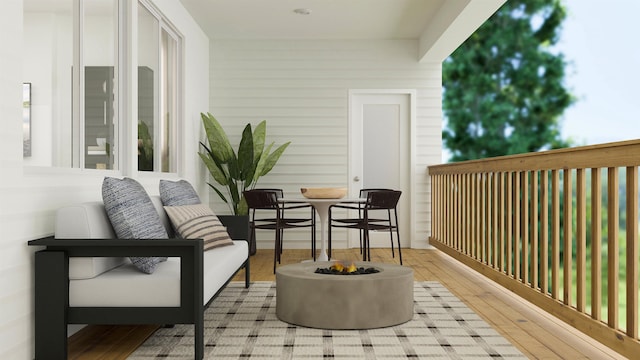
[{"x1": 558, "y1": 0, "x2": 640, "y2": 146}]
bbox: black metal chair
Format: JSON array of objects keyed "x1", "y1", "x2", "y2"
[
  {"x1": 328, "y1": 188, "x2": 393, "y2": 258},
  {"x1": 328, "y1": 189, "x2": 402, "y2": 264},
  {"x1": 244, "y1": 189, "x2": 316, "y2": 273}
]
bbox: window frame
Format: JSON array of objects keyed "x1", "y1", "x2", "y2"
[
  {"x1": 137, "y1": 0, "x2": 183, "y2": 175},
  {"x1": 22, "y1": 0, "x2": 184, "y2": 177}
]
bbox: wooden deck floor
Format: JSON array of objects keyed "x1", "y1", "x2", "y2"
[{"x1": 68, "y1": 248, "x2": 625, "y2": 359}]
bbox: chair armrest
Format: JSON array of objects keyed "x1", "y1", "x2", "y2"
[
  {"x1": 28, "y1": 236, "x2": 203, "y2": 258},
  {"x1": 280, "y1": 203, "x2": 313, "y2": 210},
  {"x1": 329, "y1": 203, "x2": 362, "y2": 211}
]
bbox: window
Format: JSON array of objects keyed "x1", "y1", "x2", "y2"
[
  {"x1": 81, "y1": 0, "x2": 119, "y2": 170},
  {"x1": 22, "y1": 0, "x2": 182, "y2": 173},
  {"x1": 137, "y1": 2, "x2": 180, "y2": 173},
  {"x1": 23, "y1": 0, "x2": 75, "y2": 167}
]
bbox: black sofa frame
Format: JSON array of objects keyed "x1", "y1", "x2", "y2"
[{"x1": 28, "y1": 237, "x2": 250, "y2": 360}]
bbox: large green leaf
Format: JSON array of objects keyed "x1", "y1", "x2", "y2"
[
  {"x1": 252, "y1": 120, "x2": 267, "y2": 164},
  {"x1": 228, "y1": 178, "x2": 241, "y2": 214},
  {"x1": 198, "y1": 152, "x2": 228, "y2": 186},
  {"x1": 259, "y1": 141, "x2": 291, "y2": 176},
  {"x1": 237, "y1": 123, "x2": 255, "y2": 183},
  {"x1": 227, "y1": 152, "x2": 240, "y2": 180},
  {"x1": 237, "y1": 196, "x2": 248, "y2": 216},
  {"x1": 252, "y1": 142, "x2": 273, "y2": 186},
  {"x1": 206, "y1": 183, "x2": 228, "y2": 204},
  {"x1": 201, "y1": 112, "x2": 234, "y2": 163}
]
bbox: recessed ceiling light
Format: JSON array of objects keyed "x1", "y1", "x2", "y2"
[{"x1": 293, "y1": 8, "x2": 312, "y2": 15}]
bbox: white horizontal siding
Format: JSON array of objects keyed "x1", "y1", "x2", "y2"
[
  {"x1": 0, "y1": 1, "x2": 208, "y2": 358},
  {"x1": 210, "y1": 39, "x2": 442, "y2": 250}
]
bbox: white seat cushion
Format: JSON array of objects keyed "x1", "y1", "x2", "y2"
[{"x1": 69, "y1": 240, "x2": 248, "y2": 307}]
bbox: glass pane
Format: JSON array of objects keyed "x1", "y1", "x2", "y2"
[
  {"x1": 83, "y1": 0, "x2": 118, "y2": 170},
  {"x1": 23, "y1": 0, "x2": 74, "y2": 167},
  {"x1": 161, "y1": 28, "x2": 178, "y2": 173},
  {"x1": 137, "y1": 3, "x2": 159, "y2": 171}
]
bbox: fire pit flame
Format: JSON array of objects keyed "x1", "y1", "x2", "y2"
[
  {"x1": 330, "y1": 262, "x2": 345, "y2": 272},
  {"x1": 315, "y1": 261, "x2": 380, "y2": 275},
  {"x1": 345, "y1": 262, "x2": 358, "y2": 273}
]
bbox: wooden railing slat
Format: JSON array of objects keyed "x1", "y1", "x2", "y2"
[
  {"x1": 456, "y1": 174, "x2": 461, "y2": 250},
  {"x1": 477, "y1": 174, "x2": 483, "y2": 261},
  {"x1": 504, "y1": 172, "x2": 520, "y2": 280},
  {"x1": 563, "y1": 169, "x2": 573, "y2": 306},
  {"x1": 626, "y1": 166, "x2": 638, "y2": 338},
  {"x1": 551, "y1": 169, "x2": 560, "y2": 300},
  {"x1": 482, "y1": 173, "x2": 491, "y2": 265},
  {"x1": 498, "y1": 173, "x2": 506, "y2": 272},
  {"x1": 608, "y1": 168, "x2": 619, "y2": 329},
  {"x1": 591, "y1": 168, "x2": 602, "y2": 320},
  {"x1": 540, "y1": 170, "x2": 549, "y2": 296},
  {"x1": 464, "y1": 174, "x2": 469, "y2": 255},
  {"x1": 523, "y1": 171, "x2": 530, "y2": 285},
  {"x1": 491, "y1": 173, "x2": 500, "y2": 269},
  {"x1": 531, "y1": 171, "x2": 539, "y2": 289},
  {"x1": 576, "y1": 168, "x2": 587, "y2": 312}
]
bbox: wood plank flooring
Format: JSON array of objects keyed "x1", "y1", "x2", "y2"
[{"x1": 68, "y1": 248, "x2": 625, "y2": 359}]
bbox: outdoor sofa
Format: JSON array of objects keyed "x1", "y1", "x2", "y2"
[{"x1": 28, "y1": 178, "x2": 249, "y2": 360}]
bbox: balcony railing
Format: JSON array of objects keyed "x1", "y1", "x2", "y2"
[{"x1": 428, "y1": 139, "x2": 640, "y2": 358}]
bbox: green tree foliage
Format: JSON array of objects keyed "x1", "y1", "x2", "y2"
[{"x1": 443, "y1": 0, "x2": 574, "y2": 162}]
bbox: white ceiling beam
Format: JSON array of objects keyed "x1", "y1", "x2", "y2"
[{"x1": 418, "y1": 0, "x2": 506, "y2": 63}]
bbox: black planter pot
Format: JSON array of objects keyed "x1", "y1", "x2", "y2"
[{"x1": 217, "y1": 215, "x2": 255, "y2": 255}]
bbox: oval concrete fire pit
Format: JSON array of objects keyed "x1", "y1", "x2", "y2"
[{"x1": 276, "y1": 261, "x2": 413, "y2": 329}]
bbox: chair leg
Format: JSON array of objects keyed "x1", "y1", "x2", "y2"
[
  {"x1": 279, "y1": 229, "x2": 284, "y2": 257},
  {"x1": 394, "y1": 212, "x2": 402, "y2": 265},
  {"x1": 312, "y1": 209, "x2": 317, "y2": 260},
  {"x1": 388, "y1": 209, "x2": 395, "y2": 258},
  {"x1": 312, "y1": 228, "x2": 316, "y2": 261},
  {"x1": 367, "y1": 232, "x2": 372, "y2": 261},
  {"x1": 279, "y1": 229, "x2": 284, "y2": 263},
  {"x1": 363, "y1": 229, "x2": 370, "y2": 261},
  {"x1": 327, "y1": 217, "x2": 332, "y2": 260},
  {"x1": 273, "y1": 229, "x2": 280, "y2": 274},
  {"x1": 396, "y1": 231, "x2": 402, "y2": 265}
]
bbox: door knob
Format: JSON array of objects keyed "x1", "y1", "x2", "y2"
[{"x1": 353, "y1": 176, "x2": 360, "y2": 182}]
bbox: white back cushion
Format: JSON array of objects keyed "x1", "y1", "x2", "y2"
[
  {"x1": 55, "y1": 202, "x2": 124, "y2": 279},
  {"x1": 56, "y1": 196, "x2": 173, "y2": 279}
]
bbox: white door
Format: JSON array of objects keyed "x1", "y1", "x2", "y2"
[{"x1": 348, "y1": 90, "x2": 413, "y2": 249}]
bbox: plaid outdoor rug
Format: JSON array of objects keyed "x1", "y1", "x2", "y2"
[{"x1": 128, "y1": 281, "x2": 526, "y2": 359}]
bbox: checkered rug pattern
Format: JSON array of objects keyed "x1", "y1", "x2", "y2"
[{"x1": 128, "y1": 281, "x2": 527, "y2": 359}]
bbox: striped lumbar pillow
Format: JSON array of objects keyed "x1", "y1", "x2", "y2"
[{"x1": 163, "y1": 204, "x2": 234, "y2": 250}]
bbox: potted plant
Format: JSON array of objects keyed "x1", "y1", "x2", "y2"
[{"x1": 198, "y1": 112, "x2": 290, "y2": 254}]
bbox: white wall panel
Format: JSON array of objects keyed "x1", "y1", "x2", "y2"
[
  {"x1": 210, "y1": 39, "x2": 442, "y2": 251},
  {"x1": 0, "y1": 1, "x2": 208, "y2": 358}
]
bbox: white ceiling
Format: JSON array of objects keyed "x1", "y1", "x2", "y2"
[
  {"x1": 178, "y1": 0, "x2": 506, "y2": 61},
  {"x1": 178, "y1": 0, "x2": 446, "y2": 40}
]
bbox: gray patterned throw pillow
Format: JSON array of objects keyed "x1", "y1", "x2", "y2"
[
  {"x1": 102, "y1": 177, "x2": 168, "y2": 274},
  {"x1": 159, "y1": 179, "x2": 201, "y2": 206}
]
